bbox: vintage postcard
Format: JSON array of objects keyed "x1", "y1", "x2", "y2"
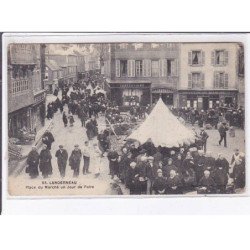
[{"x1": 3, "y1": 33, "x2": 246, "y2": 197}]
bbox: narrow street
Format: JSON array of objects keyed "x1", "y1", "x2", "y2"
[{"x1": 9, "y1": 92, "x2": 130, "y2": 196}]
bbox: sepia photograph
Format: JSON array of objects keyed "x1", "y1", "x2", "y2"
[{"x1": 5, "y1": 37, "x2": 246, "y2": 196}]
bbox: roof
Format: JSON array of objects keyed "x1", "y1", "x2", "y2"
[
  {"x1": 127, "y1": 98, "x2": 196, "y2": 147},
  {"x1": 46, "y1": 60, "x2": 61, "y2": 71}
]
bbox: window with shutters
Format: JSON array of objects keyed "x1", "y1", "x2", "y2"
[
  {"x1": 151, "y1": 60, "x2": 159, "y2": 77},
  {"x1": 167, "y1": 60, "x2": 173, "y2": 76},
  {"x1": 120, "y1": 60, "x2": 128, "y2": 77},
  {"x1": 214, "y1": 72, "x2": 229, "y2": 89},
  {"x1": 188, "y1": 50, "x2": 205, "y2": 66},
  {"x1": 135, "y1": 60, "x2": 143, "y2": 77},
  {"x1": 212, "y1": 50, "x2": 229, "y2": 66},
  {"x1": 167, "y1": 59, "x2": 178, "y2": 76},
  {"x1": 188, "y1": 72, "x2": 205, "y2": 89}
]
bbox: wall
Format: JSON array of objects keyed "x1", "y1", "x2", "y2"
[{"x1": 179, "y1": 43, "x2": 239, "y2": 90}]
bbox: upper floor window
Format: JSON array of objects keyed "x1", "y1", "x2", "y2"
[
  {"x1": 151, "y1": 43, "x2": 160, "y2": 49},
  {"x1": 188, "y1": 72, "x2": 205, "y2": 89},
  {"x1": 151, "y1": 60, "x2": 159, "y2": 77},
  {"x1": 135, "y1": 60, "x2": 143, "y2": 77},
  {"x1": 214, "y1": 72, "x2": 229, "y2": 89},
  {"x1": 167, "y1": 59, "x2": 174, "y2": 76},
  {"x1": 212, "y1": 50, "x2": 228, "y2": 66},
  {"x1": 120, "y1": 60, "x2": 128, "y2": 77},
  {"x1": 118, "y1": 43, "x2": 128, "y2": 50},
  {"x1": 188, "y1": 50, "x2": 205, "y2": 66}
]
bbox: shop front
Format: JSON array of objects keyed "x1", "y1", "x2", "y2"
[
  {"x1": 8, "y1": 106, "x2": 32, "y2": 138},
  {"x1": 151, "y1": 87, "x2": 175, "y2": 106},
  {"x1": 109, "y1": 81, "x2": 151, "y2": 107},
  {"x1": 178, "y1": 90, "x2": 238, "y2": 110}
]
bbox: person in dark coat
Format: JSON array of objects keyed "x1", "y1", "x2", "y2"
[
  {"x1": 182, "y1": 152, "x2": 197, "y2": 192},
  {"x1": 107, "y1": 148, "x2": 119, "y2": 179},
  {"x1": 195, "y1": 150, "x2": 206, "y2": 183},
  {"x1": 218, "y1": 122, "x2": 229, "y2": 147},
  {"x1": 165, "y1": 169, "x2": 183, "y2": 194},
  {"x1": 126, "y1": 162, "x2": 137, "y2": 195},
  {"x1": 200, "y1": 127, "x2": 209, "y2": 153},
  {"x1": 203, "y1": 152, "x2": 216, "y2": 177},
  {"x1": 62, "y1": 111, "x2": 68, "y2": 127},
  {"x1": 69, "y1": 144, "x2": 82, "y2": 177},
  {"x1": 118, "y1": 147, "x2": 131, "y2": 184},
  {"x1": 55, "y1": 145, "x2": 68, "y2": 178},
  {"x1": 86, "y1": 116, "x2": 98, "y2": 140},
  {"x1": 46, "y1": 104, "x2": 54, "y2": 119},
  {"x1": 214, "y1": 154, "x2": 229, "y2": 193},
  {"x1": 42, "y1": 130, "x2": 55, "y2": 150},
  {"x1": 152, "y1": 169, "x2": 167, "y2": 195},
  {"x1": 39, "y1": 144, "x2": 53, "y2": 178},
  {"x1": 134, "y1": 156, "x2": 149, "y2": 195},
  {"x1": 197, "y1": 170, "x2": 216, "y2": 194},
  {"x1": 26, "y1": 146, "x2": 40, "y2": 178},
  {"x1": 231, "y1": 158, "x2": 245, "y2": 189},
  {"x1": 162, "y1": 158, "x2": 179, "y2": 178}
]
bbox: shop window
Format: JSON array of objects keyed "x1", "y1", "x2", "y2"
[
  {"x1": 151, "y1": 60, "x2": 159, "y2": 77},
  {"x1": 135, "y1": 60, "x2": 143, "y2": 77}
]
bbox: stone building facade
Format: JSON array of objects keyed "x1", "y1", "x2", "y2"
[{"x1": 8, "y1": 44, "x2": 46, "y2": 137}]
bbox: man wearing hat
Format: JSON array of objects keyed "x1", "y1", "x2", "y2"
[
  {"x1": 218, "y1": 122, "x2": 229, "y2": 147},
  {"x1": 55, "y1": 145, "x2": 68, "y2": 178},
  {"x1": 69, "y1": 144, "x2": 82, "y2": 177},
  {"x1": 200, "y1": 127, "x2": 209, "y2": 153}
]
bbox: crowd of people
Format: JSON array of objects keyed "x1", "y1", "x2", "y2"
[
  {"x1": 25, "y1": 72, "x2": 245, "y2": 195},
  {"x1": 109, "y1": 145, "x2": 245, "y2": 195},
  {"x1": 171, "y1": 105, "x2": 244, "y2": 129}
]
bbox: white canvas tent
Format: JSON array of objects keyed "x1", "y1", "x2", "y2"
[{"x1": 127, "y1": 98, "x2": 196, "y2": 148}]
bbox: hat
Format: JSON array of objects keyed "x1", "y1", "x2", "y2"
[
  {"x1": 148, "y1": 156, "x2": 154, "y2": 161},
  {"x1": 59, "y1": 145, "x2": 63, "y2": 148},
  {"x1": 157, "y1": 169, "x2": 163, "y2": 173},
  {"x1": 74, "y1": 144, "x2": 79, "y2": 147}
]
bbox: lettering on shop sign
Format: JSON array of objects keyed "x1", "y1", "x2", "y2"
[{"x1": 111, "y1": 83, "x2": 149, "y2": 88}]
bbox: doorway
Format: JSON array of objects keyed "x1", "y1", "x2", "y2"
[{"x1": 203, "y1": 97, "x2": 209, "y2": 110}]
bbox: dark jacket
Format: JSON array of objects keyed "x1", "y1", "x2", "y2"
[
  {"x1": 39, "y1": 149, "x2": 52, "y2": 176},
  {"x1": 55, "y1": 149, "x2": 68, "y2": 167},
  {"x1": 69, "y1": 150, "x2": 82, "y2": 169}
]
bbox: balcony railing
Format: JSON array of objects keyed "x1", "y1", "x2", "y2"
[{"x1": 10, "y1": 78, "x2": 30, "y2": 95}]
